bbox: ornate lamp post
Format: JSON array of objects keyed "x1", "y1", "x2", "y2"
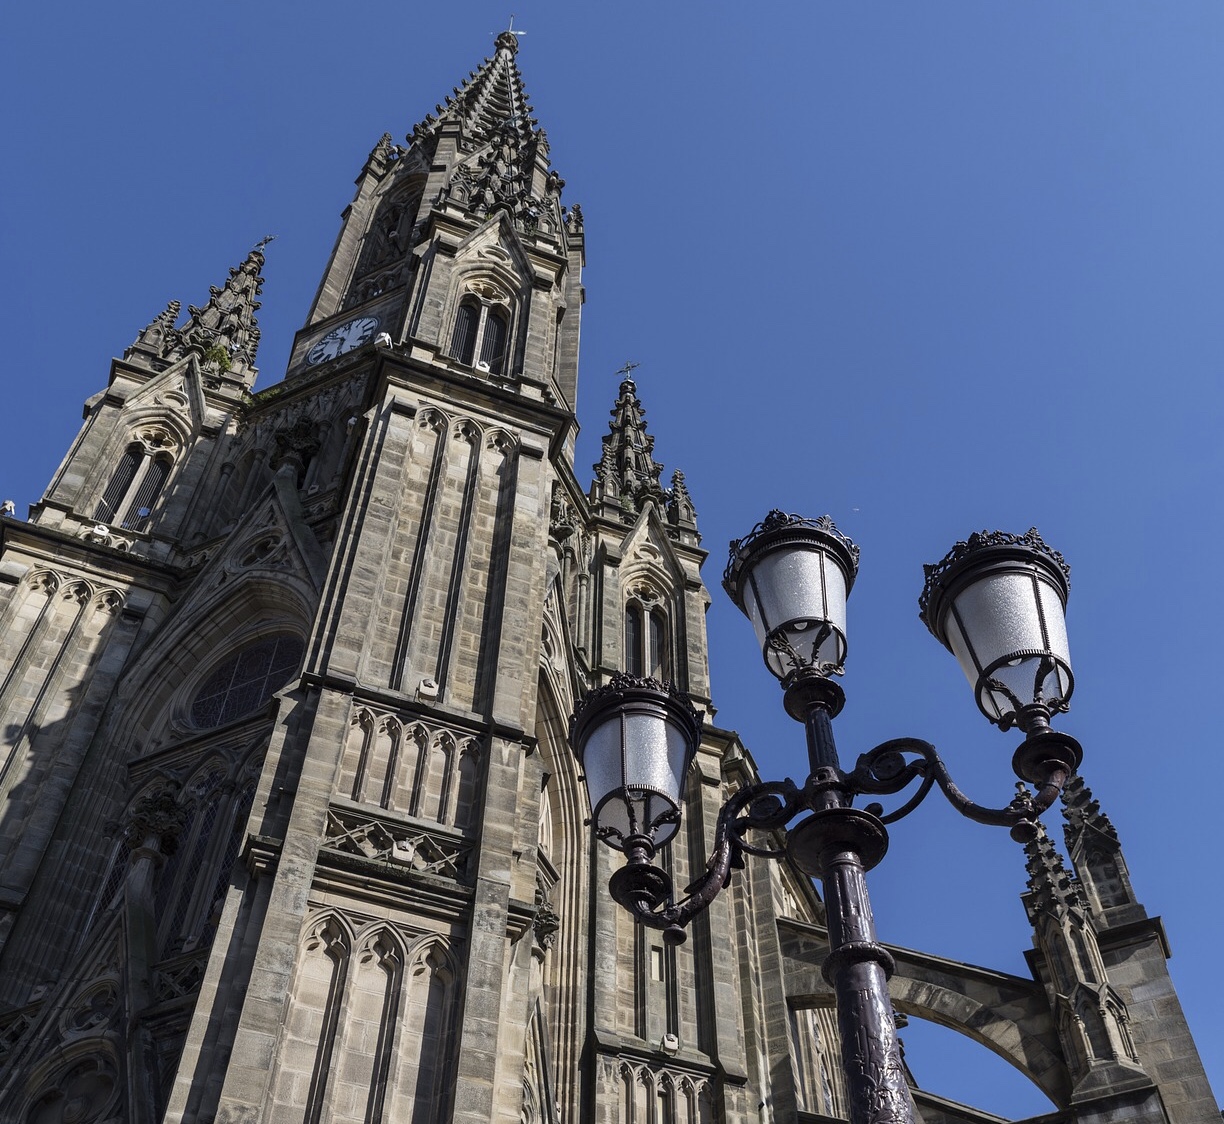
[{"x1": 569, "y1": 513, "x2": 1083, "y2": 1124}]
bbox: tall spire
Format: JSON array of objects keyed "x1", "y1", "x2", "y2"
[
  {"x1": 406, "y1": 30, "x2": 563, "y2": 238},
  {"x1": 589, "y1": 371, "x2": 701, "y2": 541},
  {"x1": 1022, "y1": 816, "x2": 1086, "y2": 922},
  {"x1": 1061, "y1": 773, "x2": 1144, "y2": 922},
  {"x1": 591, "y1": 373, "x2": 665, "y2": 517},
  {"x1": 180, "y1": 238, "x2": 271, "y2": 385}
]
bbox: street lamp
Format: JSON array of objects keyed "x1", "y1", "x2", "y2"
[{"x1": 569, "y1": 512, "x2": 1083, "y2": 1124}]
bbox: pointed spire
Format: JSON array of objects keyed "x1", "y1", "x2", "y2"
[
  {"x1": 1061, "y1": 772, "x2": 1144, "y2": 921},
  {"x1": 1022, "y1": 815, "x2": 1087, "y2": 921},
  {"x1": 180, "y1": 238, "x2": 271, "y2": 381},
  {"x1": 591, "y1": 372, "x2": 666, "y2": 518},
  {"x1": 1061, "y1": 772, "x2": 1118, "y2": 847},
  {"x1": 409, "y1": 28, "x2": 536, "y2": 155},
  {"x1": 666, "y1": 469, "x2": 699, "y2": 534},
  {"x1": 126, "y1": 299, "x2": 181, "y2": 360},
  {"x1": 406, "y1": 31, "x2": 570, "y2": 243}
]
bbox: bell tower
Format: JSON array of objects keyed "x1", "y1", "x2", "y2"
[{"x1": 289, "y1": 29, "x2": 583, "y2": 414}]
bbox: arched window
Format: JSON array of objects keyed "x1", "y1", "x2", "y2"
[
  {"x1": 625, "y1": 601, "x2": 670, "y2": 681},
  {"x1": 479, "y1": 308, "x2": 509, "y2": 374},
  {"x1": 450, "y1": 301, "x2": 480, "y2": 366},
  {"x1": 649, "y1": 609, "x2": 670, "y2": 681},
  {"x1": 189, "y1": 634, "x2": 305, "y2": 728},
  {"x1": 94, "y1": 430, "x2": 176, "y2": 530},
  {"x1": 449, "y1": 286, "x2": 512, "y2": 375},
  {"x1": 625, "y1": 604, "x2": 644, "y2": 677}
]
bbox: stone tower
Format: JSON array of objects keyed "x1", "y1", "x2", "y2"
[{"x1": 0, "y1": 30, "x2": 1216, "y2": 1124}]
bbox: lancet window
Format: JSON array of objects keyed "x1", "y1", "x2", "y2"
[
  {"x1": 624, "y1": 602, "x2": 670, "y2": 682},
  {"x1": 449, "y1": 280, "x2": 512, "y2": 375},
  {"x1": 93, "y1": 427, "x2": 177, "y2": 530}
]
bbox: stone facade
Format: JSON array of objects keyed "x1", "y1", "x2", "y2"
[{"x1": 0, "y1": 31, "x2": 1217, "y2": 1124}]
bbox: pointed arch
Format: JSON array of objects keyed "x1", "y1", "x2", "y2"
[
  {"x1": 393, "y1": 937, "x2": 461, "y2": 1123},
  {"x1": 270, "y1": 912, "x2": 353, "y2": 1119},
  {"x1": 91, "y1": 415, "x2": 187, "y2": 531},
  {"x1": 334, "y1": 925, "x2": 405, "y2": 1124}
]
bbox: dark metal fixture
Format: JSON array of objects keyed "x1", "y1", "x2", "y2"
[{"x1": 569, "y1": 511, "x2": 1083, "y2": 1124}]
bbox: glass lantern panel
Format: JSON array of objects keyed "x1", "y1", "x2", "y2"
[
  {"x1": 581, "y1": 716, "x2": 625, "y2": 813},
  {"x1": 946, "y1": 567, "x2": 1072, "y2": 721},
  {"x1": 596, "y1": 791, "x2": 633, "y2": 841},
  {"x1": 1037, "y1": 579, "x2": 1072, "y2": 667},
  {"x1": 950, "y1": 570, "x2": 1045, "y2": 667},
  {"x1": 749, "y1": 548, "x2": 848, "y2": 676},
  {"x1": 622, "y1": 711, "x2": 685, "y2": 806}
]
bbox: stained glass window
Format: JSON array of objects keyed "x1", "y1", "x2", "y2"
[{"x1": 190, "y1": 635, "x2": 304, "y2": 728}]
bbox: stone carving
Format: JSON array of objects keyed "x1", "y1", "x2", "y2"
[
  {"x1": 122, "y1": 787, "x2": 188, "y2": 854},
  {"x1": 322, "y1": 807, "x2": 473, "y2": 882},
  {"x1": 531, "y1": 888, "x2": 560, "y2": 954},
  {"x1": 153, "y1": 949, "x2": 209, "y2": 1005},
  {"x1": 467, "y1": 277, "x2": 510, "y2": 303},
  {"x1": 25, "y1": 1055, "x2": 120, "y2": 1124},
  {"x1": 63, "y1": 982, "x2": 119, "y2": 1035}
]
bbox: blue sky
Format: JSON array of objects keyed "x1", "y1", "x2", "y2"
[{"x1": 2, "y1": 2, "x2": 1221, "y2": 1116}]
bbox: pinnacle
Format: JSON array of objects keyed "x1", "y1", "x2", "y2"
[
  {"x1": 399, "y1": 35, "x2": 573, "y2": 248},
  {"x1": 591, "y1": 371, "x2": 697, "y2": 533},
  {"x1": 1023, "y1": 819, "x2": 1087, "y2": 917},
  {"x1": 1061, "y1": 772, "x2": 1118, "y2": 848},
  {"x1": 408, "y1": 36, "x2": 538, "y2": 155},
  {"x1": 179, "y1": 240, "x2": 270, "y2": 378}
]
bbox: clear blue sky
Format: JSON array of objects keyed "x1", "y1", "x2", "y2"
[{"x1": 2, "y1": 3, "x2": 1221, "y2": 1116}]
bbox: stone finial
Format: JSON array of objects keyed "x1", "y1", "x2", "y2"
[
  {"x1": 1061, "y1": 773, "x2": 1118, "y2": 848},
  {"x1": 1023, "y1": 818, "x2": 1087, "y2": 921},
  {"x1": 666, "y1": 469, "x2": 698, "y2": 531},
  {"x1": 122, "y1": 787, "x2": 188, "y2": 855},
  {"x1": 180, "y1": 239, "x2": 271, "y2": 379},
  {"x1": 127, "y1": 299, "x2": 182, "y2": 360},
  {"x1": 590, "y1": 373, "x2": 666, "y2": 519}
]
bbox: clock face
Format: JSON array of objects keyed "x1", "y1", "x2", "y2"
[{"x1": 305, "y1": 316, "x2": 380, "y2": 365}]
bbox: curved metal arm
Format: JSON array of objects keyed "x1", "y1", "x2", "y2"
[
  {"x1": 846, "y1": 731, "x2": 1081, "y2": 840},
  {"x1": 611, "y1": 725, "x2": 1082, "y2": 942},
  {"x1": 609, "y1": 778, "x2": 804, "y2": 943}
]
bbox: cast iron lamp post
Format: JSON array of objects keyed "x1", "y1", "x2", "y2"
[{"x1": 569, "y1": 512, "x2": 1084, "y2": 1124}]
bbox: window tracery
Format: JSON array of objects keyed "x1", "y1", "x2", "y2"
[
  {"x1": 624, "y1": 580, "x2": 671, "y2": 681},
  {"x1": 189, "y1": 634, "x2": 304, "y2": 728},
  {"x1": 449, "y1": 278, "x2": 512, "y2": 375},
  {"x1": 93, "y1": 426, "x2": 177, "y2": 530}
]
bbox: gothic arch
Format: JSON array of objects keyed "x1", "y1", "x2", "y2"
[
  {"x1": 786, "y1": 974, "x2": 1069, "y2": 1105},
  {"x1": 103, "y1": 575, "x2": 313, "y2": 753},
  {"x1": 532, "y1": 672, "x2": 591, "y2": 1119}
]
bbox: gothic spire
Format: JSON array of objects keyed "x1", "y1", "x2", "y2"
[
  {"x1": 180, "y1": 238, "x2": 271, "y2": 383},
  {"x1": 1061, "y1": 772, "x2": 1118, "y2": 848},
  {"x1": 591, "y1": 373, "x2": 666, "y2": 517},
  {"x1": 405, "y1": 29, "x2": 568, "y2": 240},
  {"x1": 409, "y1": 29, "x2": 539, "y2": 158},
  {"x1": 1022, "y1": 816, "x2": 1087, "y2": 922},
  {"x1": 126, "y1": 299, "x2": 181, "y2": 361}
]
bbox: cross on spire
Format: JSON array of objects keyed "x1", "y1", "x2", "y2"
[
  {"x1": 493, "y1": 15, "x2": 526, "y2": 50},
  {"x1": 616, "y1": 361, "x2": 641, "y2": 380}
]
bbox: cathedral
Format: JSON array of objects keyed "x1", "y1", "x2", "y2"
[{"x1": 0, "y1": 29, "x2": 1217, "y2": 1124}]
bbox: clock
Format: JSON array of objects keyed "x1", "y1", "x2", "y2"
[{"x1": 305, "y1": 316, "x2": 380, "y2": 365}]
